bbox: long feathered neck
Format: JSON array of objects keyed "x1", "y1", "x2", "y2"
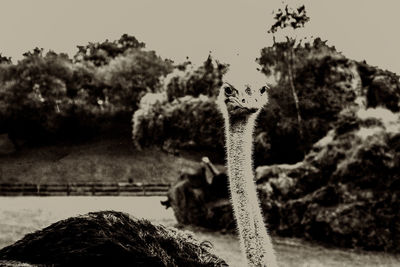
[{"x1": 225, "y1": 115, "x2": 278, "y2": 267}]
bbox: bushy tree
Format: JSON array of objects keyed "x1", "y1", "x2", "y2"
[
  {"x1": 356, "y1": 60, "x2": 400, "y2": 112},
  {"x1": 163, "y1": 55, "x2": 226, "y2": 101},
  {"x1": 98, "y1": 48, "x2": 173, "y2": 111},
  {"x1": 0, "y1": 33, "x2": 175, "y2": 145},
  {"x1": 0, "y1": 54, "x2": 11, "y2": 64},
  {"x1": 74, "y1": 34, "x2": 145, "y2": 66},
  {"x1": 0, "y1": 48, "x2": 75, "y2": 140},
  {"x1": 257, "y1": 39, "x2": 360, "y2": 164},
  {"x1": 267, "y1": 4, "x2": 310, "y2": 141},
  {"x1": 132, "y1": 93, "x2": 224, "y2": 152}
]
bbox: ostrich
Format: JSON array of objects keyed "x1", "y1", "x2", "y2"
[
  {"x1": 0, "y1": 211, "x2": 226, "y2": 266},
  {"x1": 216, "y1": 67, "x2": 278, "y2": 267},
  {"x1": 0, "y1": 63, "x2": 277, "y2": 267}
]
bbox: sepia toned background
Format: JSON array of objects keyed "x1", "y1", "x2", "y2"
[{"x1": 1, "y1": 1, "x2": 400, "y2": 266}]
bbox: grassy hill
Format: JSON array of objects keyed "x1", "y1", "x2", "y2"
[{"x1": 0, "y1": 136, "x2": 210, "y2": 185}]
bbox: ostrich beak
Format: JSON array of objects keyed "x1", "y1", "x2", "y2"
[{"x1": 226, "y1": 97, "x2": 258, "y2": 114}]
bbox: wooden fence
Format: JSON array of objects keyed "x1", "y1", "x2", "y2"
[{"x1": 0, "y1": 182, "x2": 171, "y2": 196}]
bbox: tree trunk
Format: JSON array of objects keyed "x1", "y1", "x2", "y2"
[{"x1": 286, "y1": 44, "x2": 303, "y2": 140}]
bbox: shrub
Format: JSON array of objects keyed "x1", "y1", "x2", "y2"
[
  {"x1": 0, "y1": 49, "x2": 74, "y2": 140},
  {"x1": 98, "y1": 48, "x2": 172, "y2": 112},
  {"x1": 0, "y1": 35, "x2": 173, "y2": 143},
  {"x1": 162, "y1": 56, "x2": 226, "y2": 101},
  {"x1": 132, "y1": 93, "x2": 224, "y2": 152},
  {"x1": 256, "y1": 39, "x2": 362, "y2": 164}
]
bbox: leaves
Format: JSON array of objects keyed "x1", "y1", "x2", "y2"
[
  {"x1": 98, "y1": 48, "x2": 172, "y2": 111},
  {"x1": 74, "y1": 34, "x2": 145, "y2": 67},
  {"x1": 162, "y1": 55, "x2": 226, "y2": 101},
  {"x1": 256, "y1": 38, "x2": 358, "y2": 164},
  {"x1": 0, "y1": 34, "x2": 172, "y2": 142},
  {"x1": 269, "y1": 4, "x2": 310, "y2": 34}
]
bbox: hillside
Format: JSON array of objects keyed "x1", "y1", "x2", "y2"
[{"x1": 0, "y1": 136, "x2": 206, "y2": 185}]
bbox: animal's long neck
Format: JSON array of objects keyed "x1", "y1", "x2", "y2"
[{"x1": 226, "y1": 116, "x2": 277, "y2": 267}]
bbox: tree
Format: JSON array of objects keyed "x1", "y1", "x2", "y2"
[
  {"x1": 0, "y1": 53, "x2": 11, "y2": 64},
  {"x1": 267, "y1": 4, "x2": 310, "y2": 141},
  {"x1": 257, "y1": 37, "x2": 359, "y2": 164},
  {"x1": 74, "y1": 34, "x2": 146, "y2": 66},
  {"x1": 98, "y1": 48, "x2": 172, "y2": 111},
  {"x1": 163, "y1": 55, "x2": 227, "y2": 101},
  {"x1": 0, "y1": 48, "x2": 76, "y2": 141}
]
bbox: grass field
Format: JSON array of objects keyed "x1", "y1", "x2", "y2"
[
  {"x1": 0, "y1": 196, "x2": 399, "y2": 267},
  {"x1": 0, "y1": 136, "x2": 206, "y2": 184}
]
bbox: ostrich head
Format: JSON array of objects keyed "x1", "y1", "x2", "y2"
[
  {"x1": 217, "y1": 81, "x2": 268, "y2": 120},
  {"x1": 217, "y1": 67, "x2": 269, "y2": 125}
]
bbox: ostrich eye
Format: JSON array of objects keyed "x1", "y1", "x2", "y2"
[
  {"x1": 260, "y1": 86, "x2": 267, "y2": 94},
  {"x1": 224, "y1": 86, "x2": 233, "y2": 95}
]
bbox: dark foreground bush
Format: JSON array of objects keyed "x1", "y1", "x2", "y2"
[{"x1": 0, "y1": 211, "x2": 227, "y2": 267}]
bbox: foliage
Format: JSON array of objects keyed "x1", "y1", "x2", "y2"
[
  {"x1": 269, "y1": 5, "x2": 310, "y2": 34},
  {"x1": 98, "y1": 49, "x2": 172, "y2": 111},
  {"x1": 266, "y1": 3, "x2": 311, "y2": 147},
  {"x1": 0, "y1": 54, "x2": 11, "y2": 64},
  {"x1": 131, "y1": 37, "x2": 400, "y2": 166},
  {"x1": 131, "y1": 56, "x2": 227, "y2": 152},
  {"x1": 258, "y1": 38, "x2": 338, "y2": 81},
  {"x1": 356, "y1": 60, "x2": 400, "y2": 112},
  {"x1": 0, "y1": 34, "x2": 172, "y2": 143},
  {"x1": 0, "y1": 49, "x2": 74, "y2": 139},
  {"x1": 74, "y1": 34, "x2": 145, "y2": 66},
  {"x1": 257, "y1": 36, "x2": 400, "y2": 165},
  {"x1": 256, "y1": 38, "x2": 360, "y2": 164},
  {"x1": 255, "y1": 106, "x2": 400, "y2": 252},
  {"x1": 1, "y1": 29, "x2": 399, "y2": 165},
  {"x1": 132, "y1": 93, "x2": 224, "y2": 152},
  {"x1": 162, "y1": 55, "x2": 226, "y2": 101}
]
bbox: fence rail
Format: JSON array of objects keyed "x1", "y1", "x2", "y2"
[{"x1": 0, "y1": 182, "x2": 171, "y2": 196}]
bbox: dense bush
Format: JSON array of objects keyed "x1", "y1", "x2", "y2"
[
  {"x1": 256, "y1": 39, "x2": 363, "y2": 164},
  {"x1": 74, "y1": 34, "x2": 146, "y2": 66},
  {"x1": 131, "y1": 56, "x2": 227, "y2": 152},
  {"x1": 255, "y1": 106, "x2": 400, "y2": 252},
  {"x1": 132, "y1": 38, "x2": 400, "y2": 166},
  {"x1": 163, "y1": 56, "x2": 226, "y2": 101},
  {"x1": 357, "y1": 60, "x2": 400, "y2": 112},
  {"x1": 0, "y1": 35, "x2": 172, "y2": 144},
  {"x1": 0, "y1": 49, "x2": 75, "y2": 140},
  {"x1": 0, "y1": 49, "x2": 118, "y2": 141},
  {"x1": 2, "y1": 33, "x2": 399, "y2": 161},
  {"x1": 256, "y1": 38, "x2": 397, "y2": 165},
  {"x1": 132, "y1": 93, "x2": 225, "y2": 153},
  {"x1": 0, "y1": 54, "x2": 11, "y2": 64},
  {"x1": 98, "y1": 48, "x2": 172, "y2": 111}
]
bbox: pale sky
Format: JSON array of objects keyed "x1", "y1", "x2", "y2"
[{"x1": 1, "y1": 0, "x2": 400, "y2": 74}]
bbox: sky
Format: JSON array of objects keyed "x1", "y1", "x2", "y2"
[{"x1": 1, "y1": 0, "x2": 400, "y2": 74}]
